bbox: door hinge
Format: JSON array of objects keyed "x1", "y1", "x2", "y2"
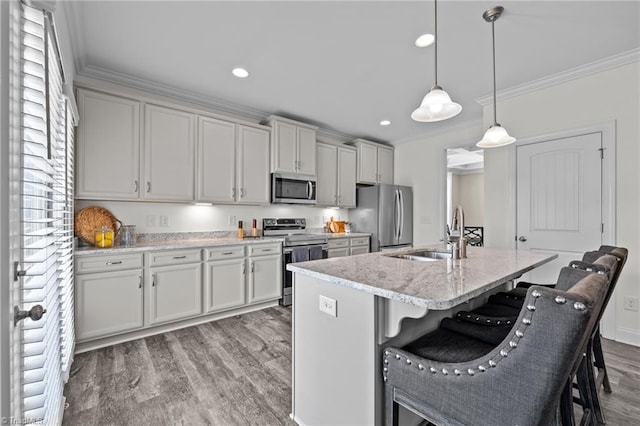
[{"x1": 598, "y1": 147, "x2": 604, "y2": 159}]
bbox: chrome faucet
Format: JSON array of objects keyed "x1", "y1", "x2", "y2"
[{"x1": 448, "y1": 205, "x2": 467, "y2": 259}]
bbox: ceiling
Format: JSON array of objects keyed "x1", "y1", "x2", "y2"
[{"x1": 63, "y1": 1, "x2": 640, "y2": 145}]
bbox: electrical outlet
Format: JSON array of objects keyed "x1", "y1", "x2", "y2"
[
  {"x1": 228, "y1": 215, "x2": 236, "y2": 226},
  {"x1": 146, "y1": 215, "x2": 156, "y2": 227},
  {"x1": 319, "y1": 295, "x2": 337, "y2": 317},
  {"x1": 159, "y1": 215, "x2": 170, "y2": 227},
  {"x1": 623, "y1": 296, "x2": 639, "y2": 312}
]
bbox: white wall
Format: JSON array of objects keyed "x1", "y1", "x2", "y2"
[
  {"x1": 395, "y1": 124, "x2": 484, "y2": 246},
  {"x1": 396, "y1": 62, "x2": 639, "y2": 345},
  {"x1": 75, "y1": 200, "x2": 349, "y2": 234},
  {"x1": 482, "y1": 62, "x2": 640, "y2": 345},
  {"x1": 451, "y1": 172, "x2": 484, "y2": 227}
]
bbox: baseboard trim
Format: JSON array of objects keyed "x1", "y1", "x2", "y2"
[{"x1": 615, "y1": 327, "x2": 640, "y2": 347}]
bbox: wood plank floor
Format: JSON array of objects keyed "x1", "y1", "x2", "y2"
[{"x1": 63, "y1": 307, "x2": 640, "y2": 425}]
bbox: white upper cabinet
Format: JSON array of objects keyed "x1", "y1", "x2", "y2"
[
  {"x1": 196, "y1": 117, "x2": 270, "y2": 205},
  {"x1": 316, "y1": 142, "x2": 356, "y2": 207},
  {"x1": 316, "y1": 143, "x2": 338, "y2": 206},
  {"x1": 197, "y1": 116, "x2": 237, "y2": 203},
  {"x1": 144, "y1": 105, "x2": 195, "y2": 201},
  {"x1": 337, "y1": 147, "x2": 357, "y2": 207},
  {"x1": 353, "y1": 139, "x2": 394, "y2": 185},
  {"x1": 267, "y1": 116, "x2": 318, "y2": 176},
  {"x1": 237, "y1": 125, "x2": 270, "y2": 204},
  {"x1": 76, "y1": 89, "x2": 141, "y2": 199}
]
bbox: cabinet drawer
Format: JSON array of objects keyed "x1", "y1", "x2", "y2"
[
  {"x1": 248, "y1": 243, "x2": 281, "y2": 257},
  {"x1": 350, "y1": 237, "x2": 369, "y2": 247},
  {"x1": 76, "y1": 253, "x2": 143, "y2": 274},
  {"x1": 148, "y1": 249, "x2": 201, "y2": 266},
  {"x1": 328, "y1": 248, "x2": 350, "y2": 258},
  {"x1": 207, "y1": 245, "x2": 245, "y2": 261},
  {"x1": 328, "y1": 238, "x2": 349, "y2": 249},
  {"x1": 350, "y1": 246, "x2": 369, "y2": 256}
]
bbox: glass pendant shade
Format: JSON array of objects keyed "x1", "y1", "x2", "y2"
[
  {"x1": 477, "y1": 124, "x2": 516, "y2": 148},
  {"x1": 411, "y1": 86, "x2": 462, "y2": 122}
]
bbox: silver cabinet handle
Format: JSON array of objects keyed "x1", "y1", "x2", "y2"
[
  {"x1": 251, "y1": 261, "x2": 255, "y2": 273},
  {"x1": 261, "y1": 248, "x2": 272, "y2": 252},
  {"x1": 146, "y1": 181, "x2": 151, "y2": 193},
  {"x1": 240, "y1": 188, "x2": 246, "y2": 197},
  {"x1": 222, "y1": 251, "x2": 233, "y2": 255},
  {"x1": 134, "y1": 180, "x2": 139, "y2": 193},
  {"x1": 242, "y1": 262, "x2": 246, "y2": 274},
  {"x1": 106, "y1": 261, "x2": 122, "y2": 265},
  {"x1": 173, "y1": 255, "x2": 186, "y2": 259},
  {"x1": 152, "y1": 274, "x2": 156, "y2": 287},
  {"x1": 232, "y1": 188, "x2": 236, "y2": 198},
  {"x1": 138, "y1": 275, "x2": 142, "y2": 289}
]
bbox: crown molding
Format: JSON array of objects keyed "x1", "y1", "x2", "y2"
[
  {"x1": 392, "y1": 118, "x2": 484, "y2": 146},
  {"x1": 60, "y1": 0, "x2": 86, "y2": 75},
  {"x1": 475, "y1": 48, "x2": 640, "y2": 106}
]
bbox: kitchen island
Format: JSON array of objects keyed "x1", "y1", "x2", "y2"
[{"x1": 287, "y1": 245, "x2": 557, "y2": 426}]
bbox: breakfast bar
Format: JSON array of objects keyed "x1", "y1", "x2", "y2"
[{"x1": 287, "y1": 245, "x2": 557, "y2": 426}]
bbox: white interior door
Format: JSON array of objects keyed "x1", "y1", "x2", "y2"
[{"x1": 516, "y1": 132, "x2": 603, "y2": 284}]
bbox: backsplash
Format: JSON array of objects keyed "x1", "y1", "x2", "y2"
[{"x1": 74, "y1": 200, "x2": 350, "y2": 234}]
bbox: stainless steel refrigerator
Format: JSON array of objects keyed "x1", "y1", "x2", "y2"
[{"x1": 351, "y1": 184, "x2": 413, "y2": 252}]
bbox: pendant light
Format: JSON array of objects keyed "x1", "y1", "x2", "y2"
[
  {"x1": 477, "y1": 6, "x2": 515, "y2": 148},
  {"x1": 411, "y1": 0, "x2": 462, "y2": 122}
]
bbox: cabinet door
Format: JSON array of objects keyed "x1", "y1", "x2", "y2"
[
  {"x1": 248, "y1": 255, "x2": 282, "y2": 304},
  {"x1": 377, "y1": 146, "x2": 394, "y2": 184},
  {"x1": 297, "y1": 127, "x2": 317, "y2": 175},
  {"x1": 237, "y1": 125, "x2": 270, "y2": 204},
  {"x1": 316, "y1": 143, "x2": 337, "y2": 206},
  {"x1": 272, "y1": 121, "x2": 297, "y2": 173},
  {"x1": 75, "y1": 269, "x2": 143, "y2": 341},
  {"x1": 205, "y1": 259, "x2": 246, "y2": 313},
  {"x1": 149, "y1": 263, "x2": 202, "y2": 325},
  {"x1": 357, "y1": 142, "x2": 378, "y2": 184},
  {"x1": 144, "y1": 105, "x2": 195, "y2": 201},
  {"x1": 76, "y1": 89, "x2": 140, "y2": 199},
  {"x1": 337, "y1": 147, "x2": 356, "y2": 208},
  {"x1": 197, "y1": 117, "x2": 236, "y2": 203}
]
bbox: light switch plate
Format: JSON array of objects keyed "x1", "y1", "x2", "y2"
[{"x1": 319, "y1": 295, "x2": 337, "y2": 317}]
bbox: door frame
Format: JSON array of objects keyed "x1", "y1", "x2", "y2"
[{"x1": 511, "y1": 121, "x2": 617, "y2": 336}]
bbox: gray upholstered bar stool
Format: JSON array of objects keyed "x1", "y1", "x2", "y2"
[{"x1": 383, "y1": 272, "x2": 609, "y2": 426}]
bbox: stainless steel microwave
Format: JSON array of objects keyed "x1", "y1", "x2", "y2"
[{"x1": 271, "y1": 173, "x2": 317, "y2": 204}]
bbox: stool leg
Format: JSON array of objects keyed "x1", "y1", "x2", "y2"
[
  {"x1": 385, "y1": 384, "x2": 399, "y2": 426},
  {"x1": 585, "y1": 340, "x2": 606, "y2": 425},
  {"x1": 592, "y1": 330, "x2": 612, "y2": 393},
  {"x1": 561, "y1": 379, "x2": 576, "y2": 426},
  {"x1": 576, "y1": 357, "x2": 596, "y2": 426}
]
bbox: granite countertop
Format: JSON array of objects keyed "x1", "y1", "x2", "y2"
[
  {"x1": 287, "y1": 244, "x2": 557, "y2": 309},
  {"x1": 75, "y1": 235, "x2": 284, "y2": 256}
]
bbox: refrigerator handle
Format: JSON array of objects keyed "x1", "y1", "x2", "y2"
[
  {"x1": 398, "y1": 189, "x2": 404, "y2": 239},
  {"x1": 395, "y1": 189, "x2": 401, "y2": 240}
]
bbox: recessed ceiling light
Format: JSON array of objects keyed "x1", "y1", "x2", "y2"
[
  {"x1": 415, "y1": 33, "x2": 435, "y2": 47},
  {"x1": 380, "y1": 120, "x2": 391, "y2": 126},
  {"x1": 232, "y1": 67, "x2": 249, "y2": 78}
]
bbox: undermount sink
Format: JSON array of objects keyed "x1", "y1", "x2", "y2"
[{"x1": 386, "y1": 249, "x2": 453, "y2": 262}]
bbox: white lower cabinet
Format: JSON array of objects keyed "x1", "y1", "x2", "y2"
[
  {"x1": 248, "y1": 254, "x2": 282, "y2": 303},
  {"x1": 327, "y1": 236, "x2": 370, "y2": 258},
  {"x1": 75, "y1": 243, "x2": 282, "y2": 348},
  {"x1": 149, "y1": 262, "x2": 203, "y2": 326},
  {"x1": 75, "y1": 257, "x2": 144, "y2": 341}
]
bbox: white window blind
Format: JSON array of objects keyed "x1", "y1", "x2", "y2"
[{"x1": 19, "y1": 3, "x2": 75, "y2": 424}]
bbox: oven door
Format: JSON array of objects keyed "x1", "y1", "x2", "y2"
[
  {"x1": 281, "y1": 244, "x2": 328, "y2": 306},
  {"x1": 272, "y1": 173, "x2": 317, "y2": 204}
]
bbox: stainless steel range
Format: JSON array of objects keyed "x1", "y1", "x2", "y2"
[{"x1": 263, "y1": 218, "x2": 328, "y2": 306}]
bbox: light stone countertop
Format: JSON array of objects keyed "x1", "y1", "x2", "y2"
[
  {"x1": 75, "y1": 231, "x2": 370, "y2": 256},
  {"x1": 287, "y1": 245, "x2": 557, "y2": 309},
  {"x1": 75, "y1": 236, "x2": 285, "y2": 256}
]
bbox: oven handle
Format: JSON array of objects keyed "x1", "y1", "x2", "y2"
[{"x1": 284, "y1": 244, "x2": 328, "y2": 254}]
